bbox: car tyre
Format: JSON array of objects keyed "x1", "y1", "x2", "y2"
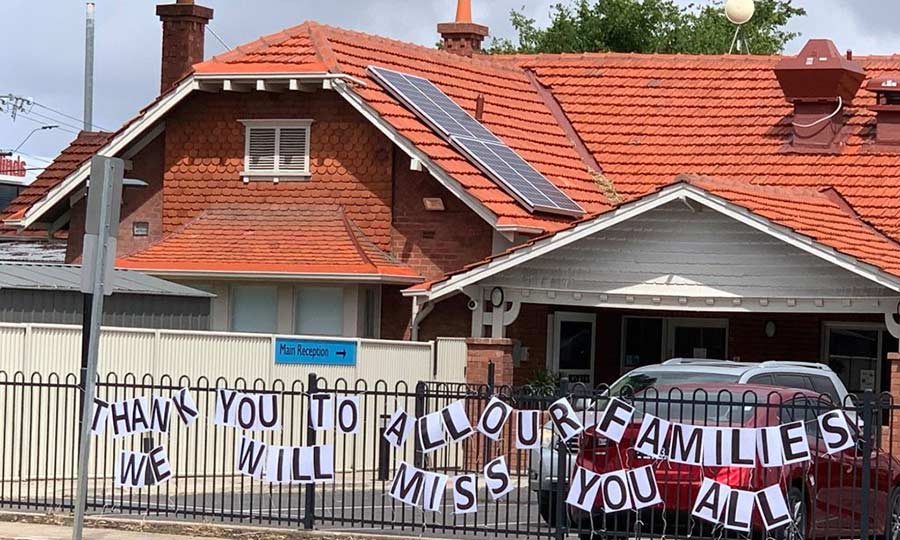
[
  {"x1": 886, "y1": 486, "x2": 900, "y2": 540},
  {"x1": 539, "y1": 491, "x2": 558, "y2": 527}
]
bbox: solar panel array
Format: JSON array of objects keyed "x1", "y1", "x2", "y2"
[{"x1": 368, "y1": 66, "x2": 585, "y2": 217}]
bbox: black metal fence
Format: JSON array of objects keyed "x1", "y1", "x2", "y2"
[{"x1": 0, "y1": 367, "x2": 896, "y2": 540}]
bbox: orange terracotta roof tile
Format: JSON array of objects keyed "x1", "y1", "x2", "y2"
[
  {"x1": 506, "y1": 53, "x2": 900, "y2": 240},
  {"x1": 117, "y1": 204, "x2": 420, "y2": 280},
  {"x1": 0, "y1": 131, "x2": 112, "y2": 238}
]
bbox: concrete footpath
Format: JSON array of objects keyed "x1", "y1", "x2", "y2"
[{"x1": 0, "y1": 515, "x2": 390, "y2": 540}]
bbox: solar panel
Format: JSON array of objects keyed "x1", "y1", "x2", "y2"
[
  {"x1": 453, "y1": 137, "x2": 585, "y2": 216},
  {"x1": 368, "y1": 65, "x2": 585, "y2": 217},
  {"x1": 368, "y1": 66, "x2": 498, "y2": 143}
]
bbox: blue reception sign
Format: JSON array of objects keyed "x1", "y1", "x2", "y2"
[{"x1": 274, "y1": 337, "x2": 357, "y2": 366}]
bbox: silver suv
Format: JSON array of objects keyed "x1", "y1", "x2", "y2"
[{"x1": 529, "y1": 359, "x2": 852, "y2": 526}]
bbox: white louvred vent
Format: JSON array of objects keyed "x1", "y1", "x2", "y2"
[
  {"x1": 278, "y1": 127, "x2": 309, "y2": 172},
  {"x1": 247, "y1": 127, "x2": 277, "y2": 171},
  {"x1": 240, "y1": 120, "x2": 313, "y2": 180}
]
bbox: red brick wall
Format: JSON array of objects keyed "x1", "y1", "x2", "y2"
[
  {"x1": 162, "y1": 91, "x2": 394, "y2": 249},
  {"x1": 66, "y1": 134, "x2": 166, "y2": 263},
  {"x1": 380, "y1": 149, "x2": 495, "y2": 339},
  {"x1": 380, "y1": 290, "x2": 475, "y2": 341},
  {"x1": 390, "y1": 149, "x2": 493, "y2": 280}
]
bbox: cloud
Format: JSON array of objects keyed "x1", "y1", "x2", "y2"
[{"x1": 2, "y1": 0, "x2": 899, "y2": 166}]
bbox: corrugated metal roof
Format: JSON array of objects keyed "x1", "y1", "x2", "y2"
[{"x1": 0, "y1": 262, "x2": 213, "y2": 298}]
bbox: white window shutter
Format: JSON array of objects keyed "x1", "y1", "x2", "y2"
[
  {"x1": 247, "y1": 127, "x2": 276, "y2": 171},
  {"x1": 278, "y1": 127, "x2": 309, "y2": 173}
]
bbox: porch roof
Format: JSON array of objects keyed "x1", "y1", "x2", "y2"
[{"x1": 406, "y1": 176, "x2": 900, "y2": 313}]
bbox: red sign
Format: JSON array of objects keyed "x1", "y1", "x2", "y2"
[{"x1": 0, "y1": 156, "x2": 26, "y2": 178}]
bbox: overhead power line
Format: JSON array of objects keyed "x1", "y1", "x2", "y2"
[
  {"x1": 21, "y1": 109, "x2": 84, "y2": 133},
  {"x1": 15, "y1": 114, "x2": 78, "y2": 136}
]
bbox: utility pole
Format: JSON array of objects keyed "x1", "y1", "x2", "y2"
[
  {"x1": 83, "y1": 2, "x2": 95, "y2": 132},
  {"x1": 78, "y1": 1, "x2": 96, "y2": 494},
  {"x1": 72, "y1": 156, "x2": 124, "y2": 540}
]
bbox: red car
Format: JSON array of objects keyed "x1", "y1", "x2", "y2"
[{"x1": 572, "y1": 384, "x2": 900, "y2": 540}]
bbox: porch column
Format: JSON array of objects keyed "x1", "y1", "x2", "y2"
[{"x1": 465, "y1": 338, "x2": 514, "y2": 386}]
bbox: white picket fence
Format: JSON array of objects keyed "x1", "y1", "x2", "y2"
[
  {"x1": 0, "y1": 323, "x2": 468, "y2": 484},
  {"x1": 0, "y1": 322, "x2": 467, "y2": 385}
]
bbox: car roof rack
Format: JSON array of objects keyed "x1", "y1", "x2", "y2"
[
  {"x1": 758, "y1": 361, "x2": 831, "y2": 371},
  {"x1": 662, "y1": 358, "x2": 741, "y2": 365}
]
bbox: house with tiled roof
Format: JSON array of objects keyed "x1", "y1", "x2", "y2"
[{"x1": 6, "y1": 0, "x2": 900, "y2": 393}]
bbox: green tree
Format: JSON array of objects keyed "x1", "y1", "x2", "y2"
[{"x1": 487, "y1": 0, "x2": 805, "y2": 55}]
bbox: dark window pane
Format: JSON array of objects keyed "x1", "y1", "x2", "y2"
[
  {"x1": 559, "y1": 321, "x2": 592, "y2": 371},
  {"x1": 828, "y1": 328, "x2": 881, "y2": 394},
  {"x1": 623, "y1": 318, "x2": 662, "y2": 367},
  {"x1": 809, "y1": 375, "x2": 841, "y2": 403},
  {"x1": 673, "y1": 326, "x2": 726, "y2": 359},
  {"x1": 773, "y1": 374, "x2": 812, "y2": 391},
  {"x1": 748, "y1": 374, "x2": 774, "y2": 385}
]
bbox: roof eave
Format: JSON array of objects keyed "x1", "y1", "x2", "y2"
[
  {"x1": 406, "y1": 182, "x2": 900, "y2": 302},
  {"x1": 123, "y1": 267, "x2": 423, "y2": 284}
]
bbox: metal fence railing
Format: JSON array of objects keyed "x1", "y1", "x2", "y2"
[{"x1": 0, "y1": 367, "x2": 895, "y2": 540}]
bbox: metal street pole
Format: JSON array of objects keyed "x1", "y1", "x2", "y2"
[
  {"x1": 72, "y1": 156, "x2": 124, "y2": 540},
  {"x1": 83, "y1": 2, "x2": 95, "y2": 132}
]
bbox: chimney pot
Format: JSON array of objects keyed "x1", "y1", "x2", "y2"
[
  {"x1": 847, "y1": 49, "x2": 853, "y2": 60},
  {"x1": 156, "y1": 0, "x2": 213, "y2": 93},
  {"x1": 439, "y1": 0, "x2": 489, "y2": 57},
  {"x1": 774, "y1": 39, "x2": 866, "y2": 152}
]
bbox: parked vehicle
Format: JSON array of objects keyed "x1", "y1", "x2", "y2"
[
  {"x1": 529, "y1": 359, "x2": 853, "y2": 527},
  {"x1": 571, "y1": 384, "x2": 900, "y2": 540}
]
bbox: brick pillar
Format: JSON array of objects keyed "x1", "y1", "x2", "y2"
[
  {"x1": 465, "y1": 338, "x2": 521, "y2": 471},
  {"x1": 465, "y1": 338, "x2": 514, "y2": 387},
  {"x1": 885, "y1": 352, "x2": 900, "y2": 455}
]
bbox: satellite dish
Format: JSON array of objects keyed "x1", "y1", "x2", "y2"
[{"x1": 725, "y1": 0, "x2": 755, "y2": 25}]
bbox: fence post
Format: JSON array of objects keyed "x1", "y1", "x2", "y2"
[
  {"x1": 414, "y1": 381, "x2": 427, "y2": 469},
  {"x1": 303, "y1": 372, "x2": 318, "y2": 530},
  {"x1": 482, "y1": 362, "x2": 496, "y2": 468},
  {"x1": 554, "y1": 377, "x2": 570, "y2": 540},
  {"x1": 860, "y1": 390, "x2": 874, "y2": 540}
]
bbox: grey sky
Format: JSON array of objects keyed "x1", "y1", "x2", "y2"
[{"x1": 3, "y1": 0, "x2": 900, "y2": 172}]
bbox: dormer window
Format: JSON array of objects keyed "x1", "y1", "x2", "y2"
[{"x1": 239, "y1": 119, "x2": 313, "y2": 182}]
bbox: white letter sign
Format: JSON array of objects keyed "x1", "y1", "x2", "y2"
[
  {"x1": 383, "y1": 409, "x2": 414, "y2": 448},
  {"x1": 548, "y1": 397, "x2": 583, "y2": 442},
  {"x1": 477, "y1": 397, "x2": 513, "y2": 441},
  {"x1": 818, "y1": 410, "x2": 855, "y2": 454}
]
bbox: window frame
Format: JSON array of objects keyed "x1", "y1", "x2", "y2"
[
  {"x1": 239, "y1": 119, "x2": 314, "y2": 182},
  {"x1": 821, "y1": 321, "x2": 889, "y2": 394},
  {"x1": 229, "y1": 284, "x2": 279, "y2": 334}
]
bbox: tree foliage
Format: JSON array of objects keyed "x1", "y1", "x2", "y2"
[{"x1": 487, "y1": 0, "x2": 805, "y2": 55}]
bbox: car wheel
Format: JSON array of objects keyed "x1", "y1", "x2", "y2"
[
  {"x1": 886, "y1": 487, "x2": 900, "y2": 540},
  {"x1": 782, "y1": 487, "x2": 807, "y2": 540},
  {"x1": 539, "y1": 491, "x2": 558, "y2": 527}
]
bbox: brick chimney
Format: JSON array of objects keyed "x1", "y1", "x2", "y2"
[
  {"x1": 774, "y1": 39, "x2": 866, "y2": 153},
  {"x1": 156, "y1": 0, "x2": 213, "y2": 93},
  {"x1": 438, "y1": 0, "x2": 489, "y2": 57},
  {"x1": 866, "y1": 77, "x2": 900, "y2": 148}
]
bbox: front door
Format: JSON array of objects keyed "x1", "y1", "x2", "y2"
[{"x1": 551, "y1": 312, "x2": 596, "y2": 385}]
